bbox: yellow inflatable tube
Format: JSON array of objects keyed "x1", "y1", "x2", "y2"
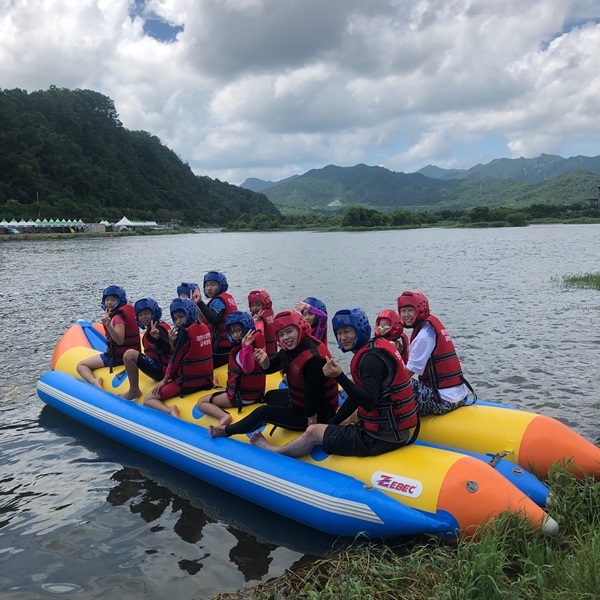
[
  {"x1": 53, "y1": 345, "x2": 554, "y2": 537},
  {"x1": 419, "y1": 403, "x2": 600, "y2": 479}
]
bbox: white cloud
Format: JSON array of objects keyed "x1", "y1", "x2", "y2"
[{"x1": 2, "y1": 0, "x2": 600, "y2": 184}]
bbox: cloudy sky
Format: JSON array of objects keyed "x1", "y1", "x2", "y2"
[{"x1": 2, "y1": 1, "x2": 600, "y2": 185}]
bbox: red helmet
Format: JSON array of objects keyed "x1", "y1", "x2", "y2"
[
  {"x1": 375, "y1": 309, "x2": 404, "y2": 340},
  {"x1": 247, "y1": 289, "x2": 272, "y2": 310},
  {"x1": 397, "y1": 290, "x2": 430, "y2": 325},
  {"x1": 273, "y1": 310, "x2": 310, "y2": 348}
]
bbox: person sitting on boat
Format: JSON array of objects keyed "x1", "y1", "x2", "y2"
[
  {"x1": 195, "y1": 311, "x2": 266, "y2": 427},
  {"x1": 375, "y1": 309, "x2": 409, "y2": 364},
  {"x1": 196, "y1": 271, "x2": 238, "y2": 368},
  {"x1": 295, "y1": 296, "x2": 328, "y2": 344},
  {"x1": 143, "y1": 299, "x2": 214, "y2": 418},
  {"x1": 397, "y1": 290, "x2": 474, "y2": 416},
  {"x1": 250, "y1": 307, "x2": 419, "y2": 457},
  {"x1": 209, "y1": 309, "x2": 339, "y2": 439},
  {"x1": 247, "y1": 288, "x2": 277, "y2": 358},
  {"x1": 177, "y1": 282, "x2": 201, "y2": 302},
  {"x1": 76, "y1": 285, "x2": 140, "y2": 389},
  {"x1": 119, "y1": 298, "x2": 173, "y2": 401}
]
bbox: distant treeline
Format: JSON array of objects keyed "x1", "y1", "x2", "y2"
[{"x1": 226, "y1": 201, "x2": 600, "y2": 231}]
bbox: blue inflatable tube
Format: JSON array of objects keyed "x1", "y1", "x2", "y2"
[
  {"x1": 416, "y1": 440, "x2": 550, "y2": 507},
  {"x1": 76, "y1": 319, "x2": 107, "y2": 352},
  {"x1": 38, "y1": 370, "x2": 459, "y2": 539}
]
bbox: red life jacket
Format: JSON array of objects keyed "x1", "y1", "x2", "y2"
[
  {"x1": 105, "y1": 304, "x2": 141, "y2": 368},
  {"x1": 350, "y1": 337, "x2": 418, "y2": 442},
  {"x1": 166, "y1": 323, "x2": 214, "y2": 393},
  {"x1": 142, "y1": 321, "x2": 172, "y2": 372},
  {"x1": 207, "y1": 292, "x2": 238, "y2": 353},
  {"x1": 286, "y1": 338, "x2": 338, "y2": 420},
  {"x1": 253, "y1": 309, "x2": 278, "y2": 357},
  {"x1": 399, "y1": 332, "x2": 409, "y2": 364},
  {"x1": 410, "y1": 315, "x2": 465, "y2": 392},
  {"x1": 226, "y1": 344, "x2": 266, "y2": 409}
]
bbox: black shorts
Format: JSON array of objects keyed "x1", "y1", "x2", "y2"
[
  {"x1": 136, "y1": 354, "x2": 164, "y2": 381},
  {"x1": 212, "y1": 352, "x2": 229, "y2": 368},
  {"x1": 322, "y1": 425, "x2": 406, "y2": 457}
]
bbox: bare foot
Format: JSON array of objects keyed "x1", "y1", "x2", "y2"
[
  {"x1": 169, "y1": 405, "x2": 180, "y2": 418},
  {"x1": 209, "y1": 424, "x2": 227, "y2": 438},
  {"x1": 218, "y1": 413, "x2": 233, "y2": 427},
  {"x1": 91, "y1": 377, "x2": 104, "y2": 389},
  {"x1": 119, "y1": 390, "x2": 141, "y2": 400},
  {"x1": 249, "y1": 431, "x2": 272, "y2": 450}
]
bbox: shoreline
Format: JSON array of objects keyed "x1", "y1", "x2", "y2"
[
  {"x1": 0, "y1": 229, "x2": 191, "y2": 242},
  {"x1": 2, "y1": 218, "x2": 600, "y2": 242}
]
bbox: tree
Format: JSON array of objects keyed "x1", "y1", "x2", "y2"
[
  {"x1": 468, "y1": 205, "x2": 491, "y2": 222},
  {"x1": 0, "y1": 87, "x2": 280, "y2": 226}
]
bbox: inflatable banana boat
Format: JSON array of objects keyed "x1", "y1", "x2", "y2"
[{"x1": 38, "y1": 320, "x2": 567, "y2": 540}]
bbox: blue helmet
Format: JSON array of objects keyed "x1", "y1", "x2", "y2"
[
  {"x1": 304, "y1": 296, "x2": 327, "y2": 314},
  {"x1": 133, "y1": 297, "x2": 162, "y2": 329},
  {"x1": 169, "y1": 298, "x2": 199, "y2": 327},
  {"x1": 331, "y1": 307, "x2": 372, "y2": 352},
  {"x1": 203, "y1": 271, "x2": 228, "y2": 295},
  {"x1": 177, "y1": 282, "x2": 199, "y2": 298},
  {"x1": 225, "y1": 311, "x2": 255, "y2": 345},
  {"x1": 101, "y1": 285, "x2": 127, "y2": 311}
]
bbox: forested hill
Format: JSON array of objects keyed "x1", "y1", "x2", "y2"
[
  {"x1": 0, "y1": 87, "x2": 279, "y2": 225},
  {"x1": 417, "y1": 153, "x2": 600, "y2": 182},
  {"x1": 259, "y1": 163, "x2": 600, "y2": 213}
]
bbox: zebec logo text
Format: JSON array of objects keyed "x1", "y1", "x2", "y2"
[{"x1": 372, "y1": 471, "x2": 423, "y2": 498}]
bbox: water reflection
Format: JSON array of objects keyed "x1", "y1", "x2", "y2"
[
  {"x1": 107, "y1": 467, "x2": 214, "y2": 575},
  {"x1": 3, "y1": 226, "x2": 600, "y2": 597},
  {"x1": 227, "y1": 528, "x2": 279, "y2": 583},
  {"x1": 0, "y1": 405, "x2": 338, "y2": 597}
]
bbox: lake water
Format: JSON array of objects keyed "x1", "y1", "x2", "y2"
[{"x1": 1, "y1": 226, "x2": 600, "y2": 599}]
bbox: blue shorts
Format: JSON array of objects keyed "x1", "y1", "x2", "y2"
[{"x1": 100, "y1": 351, "x2": 127, "y2": 368}]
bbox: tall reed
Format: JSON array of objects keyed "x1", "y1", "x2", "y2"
[{"x1": 559, "y1": 272, "x2": 600, "y2": 290}]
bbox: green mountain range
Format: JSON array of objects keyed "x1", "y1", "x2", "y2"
[
  {"x1": 417, "y1": 154, "x2": 600, "y2": 182},
  {"x1": 0, "y1": 87, "x2": 279, "y2": 225},
  {"x1": 242, "y1": 158, "x2": 600, "y2": 213},
  {"x1": 2, "y1": 86, "x2": 599, "y2": 224}
]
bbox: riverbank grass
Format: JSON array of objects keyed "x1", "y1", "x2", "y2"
[
  {"x1": 560, "y1": 272, "x2": 600, "y2": 290},
  {"x1": 213, "y1": 466, "x2": 600, "y2": 599}
]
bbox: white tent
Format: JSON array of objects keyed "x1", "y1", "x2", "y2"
[
  {"x1": 114, "y1": 216, "x2": 158, "y2": 228},
  {"x1": 0, "y1": 219, "x2": 8, "y2": 226}
]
